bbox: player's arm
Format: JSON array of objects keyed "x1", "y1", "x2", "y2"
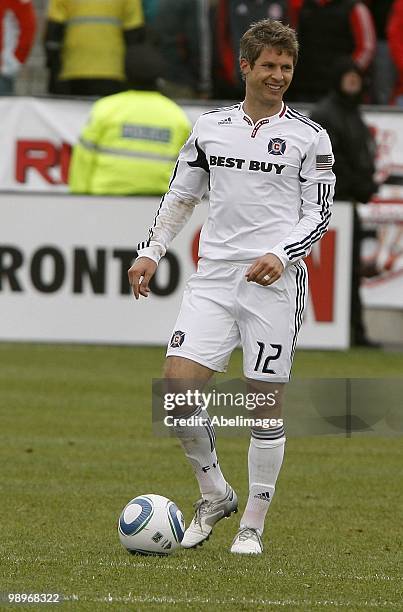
[
  {"x1": 266, "y1": 129, "x2": 335, "y2": 269},
  {"x1": 128, "y1": 120, "x2": 209, "y2": 299}
]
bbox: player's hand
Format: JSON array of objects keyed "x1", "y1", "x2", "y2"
[
  {"x1": 128, "y1": 257, "x2": 157, "y2": 300},
  {"x1": 245, "y1": 253, "x2": 284, "y2": 286}
]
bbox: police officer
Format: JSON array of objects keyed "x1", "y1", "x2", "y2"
[{"x1": 68, "y1": 44, "x2": 191, "y2": 196}]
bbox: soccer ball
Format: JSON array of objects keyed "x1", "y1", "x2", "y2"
[{"x1": 118, "y1": 494, "x2": 185, "y2": 555}]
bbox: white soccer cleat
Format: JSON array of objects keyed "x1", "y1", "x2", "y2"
[
  {"x1": 181, "y1": 484, "x2": 238, "y2": 548},
  {"x1": 230, "y1": 526, "x2": 263, "y2": 554}
]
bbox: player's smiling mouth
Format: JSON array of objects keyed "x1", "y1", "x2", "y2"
[{"x1": 265, "y1": 83, "x2": 283, "y2": 92}]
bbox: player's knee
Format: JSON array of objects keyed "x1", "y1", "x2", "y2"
[
  {"x1": 245, "y1": 379, "x2": 284, "y2": 417},
  {"x1": 163, "y1": 356, "x2": 184, "y2": 378},
  {"x1": 163, "y1": 356, "x2": 213, "y2": 381}
]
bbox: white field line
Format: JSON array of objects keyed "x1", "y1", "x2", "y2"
[
  {"x1": 63, "y1": 594, "x2": 402, "y2": 608},
  {"x1": 86, "y1": 560, "x2": 403, "y2": 582},
  {"x1": 3, "y1": 556, "x2": 401, "y2": 583}
]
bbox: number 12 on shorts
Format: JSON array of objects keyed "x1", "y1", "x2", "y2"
[{"x1": 254, "y1": 341, "x2": 282, "y2": 374}]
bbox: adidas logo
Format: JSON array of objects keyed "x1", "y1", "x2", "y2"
[
  {"x1": 254, "y1": 491, "x2": 271, "y2": 502},
  {"x1": 218, "y1": 117, "x2": 232, "y2": 125}
]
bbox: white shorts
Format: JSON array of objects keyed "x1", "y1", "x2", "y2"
[{"x1": 166, "y1": 258, "x2": 308, "y2": 382}]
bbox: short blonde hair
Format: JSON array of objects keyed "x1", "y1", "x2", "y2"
[{"x1": 240, "y1": 19, "x2": 299, "y2": 68}]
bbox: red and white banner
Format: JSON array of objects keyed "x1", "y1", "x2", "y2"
[
  {"x1": 0, "y1": 194, "x2": 352, "y2": 348},
  {"x1": 0, "y1": 97, "x2": 91, "y2": 191},
  {"x1": 1, "y1": 97, "x2": 402, "y2": 197},
  {"x1": 359, "y1": 201, "x2": 403, "y2": 309}
]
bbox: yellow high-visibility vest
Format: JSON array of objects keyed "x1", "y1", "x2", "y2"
[
  {"x1": 47, "y1": 0, "x2": 144, "y2": 80},
  {"x1": 69, "y1": 90, "x2": 191, "y2": 195}
]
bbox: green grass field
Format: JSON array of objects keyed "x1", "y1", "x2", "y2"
[{"x1": 0, "y1": 344, "x2": 402, "y2": 610}]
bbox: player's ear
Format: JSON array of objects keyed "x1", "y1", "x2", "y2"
[{"x1": 240, "y1": 57, "x2": 250, "y2": 78}]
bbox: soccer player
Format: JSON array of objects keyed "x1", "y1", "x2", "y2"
[{"x1": 128, "y1": 19, "x2": 335, "y2": 554}]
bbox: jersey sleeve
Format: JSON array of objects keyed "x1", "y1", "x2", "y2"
[
  {"x1": 12, "y1": 0, "x2": 36, "y2": 65},
  {"x1": 388, "y1": 2, "x2": 403, "y2": 73},
  {"x1": 349, "y1": 2, "x2": 376, "y2": 70},
  {"x1": 268, "y1": 130, "x2": 335, "y2": 268},
  {"x1": 136, "y1": 119, "x2": 210, "y2": 264}
]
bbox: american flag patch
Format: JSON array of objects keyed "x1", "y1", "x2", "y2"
[{"x1": 316, "y1": 154, "x2": 333, "y2": 170}]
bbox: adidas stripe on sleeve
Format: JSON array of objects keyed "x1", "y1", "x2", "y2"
[{"x1": 268, "y1": 129, "x2": 334, "y2": 267}]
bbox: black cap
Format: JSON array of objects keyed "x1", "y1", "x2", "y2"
[
  {"x1": 124, "y1": 44, "x2": 166, "y2": 90},
  {"x1": 331, "y1": 56, "x2": 363, "y2": 91}
]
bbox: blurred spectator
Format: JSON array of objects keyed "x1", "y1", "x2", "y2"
[
  {"x1": 153, "y1": 0, "x2": 213, "y2": 98},
  {"x1": 311, "y1": 58, "x2": 378, "y2": 347},
  {"x1": 142, "y1": 0, "x2": 161, "y2": 24},
  {"x1": 289, "y1": 0, "x2": 376, "y2": 103},
  {"x1": 288, "y1": 0, "x2": 303, "y2": 24},
  {"x1": 387, "y1": 0, "x2": 403, "y2": 106},
  {"x1": 0, "y1": 0, "x2": 36, "y2": 95},
  {"x1": 44, "y1": 0, "x2": 145, "y2": 96},
  {"x1": 367, "y1": 0, "x2": 395, "y2": 104},
  {"x1": 213, "y1": 0, "x2": 292, "y2": 99},
  {"x1": 68, "y1": 44, "x2": 191, "y2": 195}
]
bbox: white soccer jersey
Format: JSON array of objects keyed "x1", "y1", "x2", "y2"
[{"x1": 137, "y1": 102, "x2": 335, "y2": 268}]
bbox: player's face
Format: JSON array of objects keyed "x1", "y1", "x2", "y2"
[{"x1": 240, "y1": 46, "x2": 294, "y2": 107}]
